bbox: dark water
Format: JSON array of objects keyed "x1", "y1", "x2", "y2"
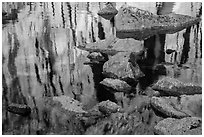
[{"x1": 2, "y1": 2, "x2": 202, "y2": 134}]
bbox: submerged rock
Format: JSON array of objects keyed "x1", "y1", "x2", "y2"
[
  {"x1": 100, "y1": 78, "x2": 132, "y2": 93},
  {"x1": 103, "y1": 52, "x2": 145, "y2": 85},
  {"x1": 115, "y1": 5, "x2": 201, "y2": 40},
  {"x1": 151, "y1": 96, "x2": 189, "y2": 118},
  {"x1": 78, "y1": 36, "x2": 144, "y2": 56},
  {"x1": 97, "y1": 100, "x2": 123, "y2": 115},
  {"x1": 152, "y1": 77, "x2": 202, "y2": 96},
  {"x1": 7, "y1": 103, "x2": 31, "y2": 116},
  {"x1": 154, "y1": 117, "x2": 202, "y2": 135},
  {"x1": 98, "y1": 2, "x2": 118, "y2": 20}
]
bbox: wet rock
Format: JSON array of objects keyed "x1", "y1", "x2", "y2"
[
  {"x1": 151, "y1": 96, "x2": 189, "y2": 118},
  {"x1": 7, "y1": 103, "x2": 31, "y2": 116},
  {"x1": 78, "y1": 36, "x2": 144, "y2": 56},
  {"x1": 103, "y1": 52, "x2": 145, "y2": 86},
  {"x1": 152, "y1": 77, "x2": 202, "y2": 96},
  {"x1": 97, "y1": 100, "x2": 123, "y2": 115},
  {"x1": 115, "y1": 5, "x2": 201, "y2": 40},
  {"x1": 87, "y1": 52, "x2": 107, "y2": 63},
  {"x1": 100, "y1": 78, "x2": 132, "y2": 93},
  {"x1": 40, "y1": 96, "x2": 87, "y2": 134},
  {"x1": 143, "y1": 87, "x2": 160, "y2": 97},
  {"x1": 154, "y1": 117, "x2": 202, "y2": 135},
  {"x1": 98, "y1": 3, "x2": 118, "y2": 20}
]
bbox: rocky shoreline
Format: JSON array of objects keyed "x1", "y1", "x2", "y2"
[{"x1": 6, "y1": 4, "x2": 202, "y2": 135}]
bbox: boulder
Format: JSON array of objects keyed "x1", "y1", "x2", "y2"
[
  {"x1": 97, "y1": 3, "x2": 118, "y2": 20},
  {"x1": 152, "y1": 77, "x2": 202, "y2": 96},
  {"x1": 87, "y1": 52, "x2": 107, "y2": 63},
  {"x1": 154, "y1": 117, "x2": 202, "y2": 135},
  {"x1": 100, "y1": 78, "x2": 132, "y2": 93},
  {"x1": 150, "y1": 96, "x2": 189, "y2": 118},
  {"x1": 7, "y1": 103, "x2": 31, "y2": 116},
  {"x1": 78, "y1": 36, "x2": 144, "y2": 56},
  {"x1": 115, "y1": 5, "x2": 201, "y2": 40},
  {"x1": 143, "y1": 87, "x2": 160, "y2": 97},
  {"x1": 103, "y1": 52, "x2": 145, "y2": 85}
]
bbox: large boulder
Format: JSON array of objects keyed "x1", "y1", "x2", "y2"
[
  {"x1": 103, "y1": 52, "x2": 145, "y2": 86},
  {"x1": 78, "y1": 36, "x2": 144, "y2": 56},
  {"x1": 100, "y1": 78, "x2": 132, "y2": 93},
  {"x1": 97, "y1": 2, "x2": 118, "y2": 20},
  {"x1": 154, "y1": 117, "x2": 202, "y2": 135},
  {"x1": 151, "y1": 96, "x2": 189, "y2": 118},
  {"x1": 115, "y1": 5, "x2": 201, "y2": 40},
  {"x1": 151, "y1": 77, "x2": 202, "y2": 96}
]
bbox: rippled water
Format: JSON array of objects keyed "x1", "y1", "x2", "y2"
[{"x1": 2, "y1": 2, "x2": 202, "y2": 134}]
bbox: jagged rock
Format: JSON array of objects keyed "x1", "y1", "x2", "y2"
[
  {"x1": 7, "y1": 103, "x2": 31, "y2": 116},
  {"x1": 87, "y1": 52, "x2": 107, "y2": 63},
  {"x1": 97, "y1": 100, "x2": 123, "y2": 115},
  {"x1": 98, "y1": 3, "x2": 118, "y2": 20},
  {"x1": 100, "y1": 78, "x2": 132, "y2": 93},
  {"x1": 39, "y1": 96, "x2": 87, "y2": 134},
  {"x1": 150, "y1": 96, "x2": 189, "y2": 118},
  {"x1": 151, "y1": 77, "x2": 202, "y2": 96},
  {"x1": 115, "y1": 5, "x2": 201, "y2": 40},
  {"x1": 103, "y1": 52, "x2": 145, "y2": 86},
  {"x1": 154, "y1": 117, "x2": 202, "y2": 135},
  {"x1": 78, "y1": 36, "x2": 144, "y2": 56}
]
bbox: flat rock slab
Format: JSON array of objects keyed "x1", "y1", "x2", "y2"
[
  {"x1": 98, "y1": 3, "x2": 118, "y2": 20},
  {"x1": 103, "y1": 52, "x2": 145, "y2": 85},
  {"x1": 78, "y1": 36, "x2": 144, "y2": 56},
  {"x1": 151, "y1": 96, "x2": 189, "y2": 118},
  {"x1": 100, "y1": 78, "x2": 132, "y2": 93},
  {"x1": 152, "y1": 77, "x2": 202, "y2": 96},
  {"x1": 115, "y1": 5, "x2": 201, "y2": 40},
  {"x1": 154, "y1": 117, "x2": 202, "y2": 135}
]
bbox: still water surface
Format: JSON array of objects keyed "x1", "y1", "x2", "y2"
[{"x1": 2, "y1": 2, "x2": 202, "y2": 134}]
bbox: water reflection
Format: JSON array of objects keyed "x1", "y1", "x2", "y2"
[{"x1": 2, "y1": 2, "x2": 202, "y2": 134}]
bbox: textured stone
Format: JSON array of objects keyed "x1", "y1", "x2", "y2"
[
  {"x1": 97, "y1": 3, "x2": 118, "y2": 20},
  {"x1": 103, "y1": 52, "x2": 144, "y2": 85},
  {"x1": 100, "y1": 78, "x2": 132, "y2": 93},
  {"x1": 87, "y1": 52, "x2": 106, "y2": 63},
  {"x1": 151, "y1": 96, "x2": 189, "y2": 118},
  {"x1": 152, "y1": 77, "x2": 202, "y2": 96},
  {"x1": 115, "y1": 5, "x2": 201, "y2": 40},
  {"x1": 154, "y1": 117, "x2": 202, "y2": 135}
]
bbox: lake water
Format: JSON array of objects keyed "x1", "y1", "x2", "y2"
[{"x1": 2, "y1": 2, "x2": 202, "y2": 134}]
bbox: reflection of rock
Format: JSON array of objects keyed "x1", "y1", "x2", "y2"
[
  {"x1": 151, "y1": 97, "x2": 189, "y2": 118},
  {"x1": 154, "y1": 117, "x2": 202, "y2": 135},
  {"x1": 152, "y1": 95, "x2": 202, "y2": 118},
  {"x1": 7, "y1": 103, "x2": 31, "y2": 116},
  {"x1": 78, "y1": 36, "x2": 144, "y2": 56},
  {"x1": 103, "y1": 52, "x2": 145, "y2": 86},
  {"x1": 152, "y1": 77, "x2": 202, "y2": 96},
  {"x1": 98, "y1": 3, "x2": 118, "y2": 20},
  {"x1": 100, "y1": 78, "x2": 132, "y2": 93},
  {"x1": 40, "y1": 96, "x2": 87, "y2": 134},
  {"x1": 115, "y1": 5, "x2": 201, "y2": 40}
]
